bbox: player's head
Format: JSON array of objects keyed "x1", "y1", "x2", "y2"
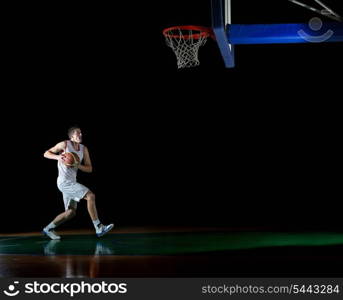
[{"x1": 68, "y1": 126, "x2": 82, "y2": 143}]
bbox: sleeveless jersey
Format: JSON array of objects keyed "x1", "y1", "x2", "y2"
[{"x1": 57, "y1": 140, "x2": 84, "y2": 184}]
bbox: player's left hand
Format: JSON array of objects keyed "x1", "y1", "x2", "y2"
[{"x1": 73, "y1": 161, "x2": 80, "y2": 168}]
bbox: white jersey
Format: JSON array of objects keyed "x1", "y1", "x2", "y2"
[{"x1": 57, "y1": 140, "x2": 84, "y2": 185}]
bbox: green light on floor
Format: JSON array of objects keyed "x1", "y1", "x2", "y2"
[{"x1": 1, "y1": 232, "x2": 343, "y2": 256}]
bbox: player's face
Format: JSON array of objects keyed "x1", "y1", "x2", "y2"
[{"x1": 71, "y1": 129, "x2": 82, "y2": 143}]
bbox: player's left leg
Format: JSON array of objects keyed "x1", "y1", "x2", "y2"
[
  {"x1": 83, "y1": 191, "x2": 114, "y2": 237},
  {"x1": 83, "y1": 191, "x2": 98, "y2": 220}
]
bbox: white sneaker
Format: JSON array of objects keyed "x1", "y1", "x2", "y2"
[
  {"x1": 96, "y1": 224, "x2": 114, "y2": 237},
  {"x1": 42, "y1": 228, "x2": 61, "y2": 240}
]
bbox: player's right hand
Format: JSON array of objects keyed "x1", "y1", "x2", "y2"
[{"x1": 58, "y1": 154, "x2": 66, "y2": 163}]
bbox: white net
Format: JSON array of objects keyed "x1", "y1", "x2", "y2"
[{"x1": 164, "y1": 27, "x2": 210, "y2": 69}]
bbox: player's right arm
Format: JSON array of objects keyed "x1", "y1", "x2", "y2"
[{"x1": 43, "y1": 141, "x2": 66, "y2": 161}]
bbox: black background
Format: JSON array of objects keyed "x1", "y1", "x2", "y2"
[{"x1": 1, "y1": 0, "x2": 342, "y2": 233}]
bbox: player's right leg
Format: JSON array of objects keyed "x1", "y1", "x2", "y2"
[{"x1": 43, "y1": 207, "x2": 76, "y2": 240}]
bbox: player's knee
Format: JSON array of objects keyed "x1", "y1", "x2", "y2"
[{"x1": 85, "y1": 191, "x2": 95, "y2": 202}]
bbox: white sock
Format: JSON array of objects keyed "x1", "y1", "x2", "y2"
[
  {"x1": 93, "y1": 219, "x2": 101, "y2": 230},
  {"x1": 45, "y1": 222, "x2": 56, "y2": 231}
]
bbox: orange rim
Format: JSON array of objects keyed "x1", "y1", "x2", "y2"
[{"x1": 163, "y1": 25, "x2": 213, "y2": 40}]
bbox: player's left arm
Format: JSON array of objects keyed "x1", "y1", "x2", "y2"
[{"x1": 78, "y1": 146, "x2": 93, "y2": 173}]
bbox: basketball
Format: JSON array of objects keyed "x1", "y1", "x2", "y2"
[{"x1": 62, "y1": 152, "x2": 80, "y2": 167}]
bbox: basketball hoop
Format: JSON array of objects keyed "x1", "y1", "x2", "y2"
[{"x1": 163, "y1": 25, "x2": 214, "y2": 69}]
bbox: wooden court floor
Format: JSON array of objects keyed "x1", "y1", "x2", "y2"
[{"x1": 1, "y1": 226, "x2": 343, "y2": 277}]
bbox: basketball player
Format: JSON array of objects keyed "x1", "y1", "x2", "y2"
[{"x1": 42, "y1": 126, "x2": 113, "y2": 240}]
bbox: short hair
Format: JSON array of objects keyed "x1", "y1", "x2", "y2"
[{"x1": 67, "y1": 125, "x2": 81, "y2": 139}]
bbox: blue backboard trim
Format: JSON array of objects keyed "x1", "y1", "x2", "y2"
[
  {"x1": 211, "y1": 0, "x2": 343, "y2": 68},
  {"x1": 228, "y1": 22, "x2": 343, "y2": 44},
  {"x1": 211, "y1": 0, "x2": 235, "y2": 68}
]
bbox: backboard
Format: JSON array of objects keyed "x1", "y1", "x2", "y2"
[
  {"x1": 212, "y1": 0, "x2": 343, "y2": 68},
  {"x1": 212, "y1": 0, "x2": 235, "y2": 67}
]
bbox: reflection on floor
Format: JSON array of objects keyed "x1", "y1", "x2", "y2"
[{"x1": 1, "y1": 227, "x2": 343, "y2": 277}]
